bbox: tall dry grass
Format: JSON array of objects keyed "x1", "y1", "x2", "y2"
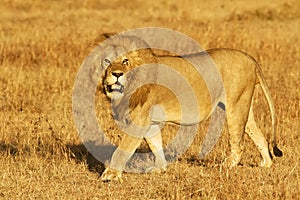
[{"x1": 0, "y1": 0, "x2": 299, "y2": 199}]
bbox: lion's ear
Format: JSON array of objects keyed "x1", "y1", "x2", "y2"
[
  {"x1": 89, "y1": 62, "x2": 100, "y2": 85},
  {"x1": 94, "y1": 33, "x2": 116, "y2": 44},
  {"x1": 85, "y1": 33, "x2": 116, "y2": 54},
  {"x1": 87, "y1": 50, "x2": 104, "y2": 85}
]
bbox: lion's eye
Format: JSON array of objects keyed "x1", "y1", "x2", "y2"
[{"x1": 122, "y1": 58, "x2": 129, "y2": 66}]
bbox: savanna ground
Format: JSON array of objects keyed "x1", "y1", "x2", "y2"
[{"x1": 0, "y1": 0, "x2": 299, "y2": 199}]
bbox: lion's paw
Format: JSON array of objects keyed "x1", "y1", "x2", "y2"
[
  {"x1": 223, "y1": 156, "x2": 240, "y2": 169},
  {"x1": 101, "y1": 168, "x2": 123, "y2": 183},
  {"x1": 260, "y1": 158, "x2": 272, "y2": 168},
  {"x1": 145, "y1": 165, "x2": 167, "y2": 174}
]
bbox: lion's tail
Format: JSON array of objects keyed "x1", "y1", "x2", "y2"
[{"x1": 256, "y1": 66, "x2": 283, "y2": 157}]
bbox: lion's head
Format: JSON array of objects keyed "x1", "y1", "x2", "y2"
[
  {"x1": 93, "y1": 34, "x2": 157, "y2": 102},
  {"x1": 102, "y1": 54, "x2": 130, "y2": 100}
]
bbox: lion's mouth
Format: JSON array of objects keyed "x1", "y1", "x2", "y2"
[{"x1": 106, "y1": 82, "x2": 124, "y2": 93}]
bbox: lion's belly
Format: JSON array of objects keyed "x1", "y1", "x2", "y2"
[
  {"x1": 150, "y1": 104, "x2": 201, "y2": 125},
  {"x1": 150, "y1": 86, "x2": 221, "y2": 125}
]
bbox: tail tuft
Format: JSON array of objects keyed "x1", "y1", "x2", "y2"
[{"x1": 273, "y1": 145, "x2": 283, "y2": 157}]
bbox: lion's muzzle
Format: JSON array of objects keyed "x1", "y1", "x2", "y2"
[
  {"x1": 103, "y1": 70, "x2": 126, "y2": 99},
  {"x1": 106, "y1": 82, "x2": 124, "y2": 93}
]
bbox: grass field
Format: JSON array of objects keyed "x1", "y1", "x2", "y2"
[{"x1": 0, "y1": 0, "x2": 299, "y2": 199}]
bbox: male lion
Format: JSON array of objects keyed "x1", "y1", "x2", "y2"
[{"x1": 92, "y1": 34, "x2": 282, "y2": 182}]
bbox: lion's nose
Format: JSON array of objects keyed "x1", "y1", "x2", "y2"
[{"x1": 112, "y1": 72, "x2": 124, "y2": 78}]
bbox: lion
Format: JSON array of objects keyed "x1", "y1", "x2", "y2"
[{"x1": 91, "y1": 34, "x2": 282, "y2": 182}]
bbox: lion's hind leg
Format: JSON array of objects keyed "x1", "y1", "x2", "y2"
[
  {"x1": 225, "y1": 113, "x2": 247, "y2": 168},
  {"x1": 225, "y1": 88, "x2": 254, "y2": 168},
  {"x1": 245, "y1": 103, "x2": 273, "y2": 168}
]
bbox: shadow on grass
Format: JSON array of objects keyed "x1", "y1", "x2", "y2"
[
  {"x1": 66, "y1": 142, "x2": 112, "y2": 176},
  {"x1": 67, "y1": 140, "x2": 210, "y2": 174},
  {"x1": 68, "y1": 141, "x2": 158, "y2": 174},
  {"x1": 0, "y1": 140, "x2": 208, "y2": 177},
  {"x1": 0, "y1": 142, "x2": 19, "y2": 156},
  {"x1": 0, "y1": 141, "x2": 106, "y2": 176}
]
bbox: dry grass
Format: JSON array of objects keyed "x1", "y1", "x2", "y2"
[{"x1": 0, "y1": 0, "x2": 299, "y2": 199}]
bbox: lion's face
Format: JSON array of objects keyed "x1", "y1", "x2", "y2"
[
  {"x1": 95, "y1": 36, "x2": 156, "y2": 101},
  {"x1": 102, "y1": 53, "x2": 134, "y2": 100}
]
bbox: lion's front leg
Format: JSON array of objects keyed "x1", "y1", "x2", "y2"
[
  {"x1": 101, "y1": 134, "x2": 143, "y2": 182},
  {"x1": 145, "y1": 124, "x2": 167, "y2": 173}
]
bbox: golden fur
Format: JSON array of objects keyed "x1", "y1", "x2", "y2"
[{"x1": 92, "y1": 35, "x2": 282, "y2": 182}]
